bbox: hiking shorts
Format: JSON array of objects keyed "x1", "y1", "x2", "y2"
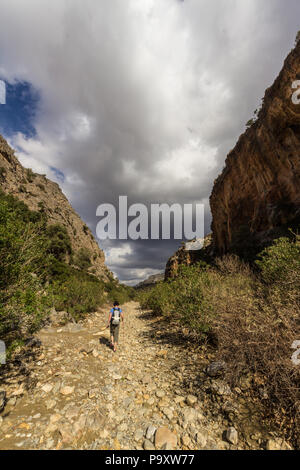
[{"x1": 110, "y1": 323, "x2": 120, "y2": 343}]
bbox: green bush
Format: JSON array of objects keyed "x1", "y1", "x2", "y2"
[
  {"x1": 139, "y1": 241, "x2": 300, "y2": 445},
  {"x1": 256, "y1": 235, "x2": 300, "y2": 284},
  {"x1": 105, "y1": 279, "x2": 135, "y2": 305},
  {"x1": 0, "y1": 191, "x2": 108, "y2": 352},
  {"x1": 139, "y1": 262, "x2": 213, "y2": 335},
  {"x1": 46, "y1": 224, "x2": 72, "y2": 261},
  {"x1": 74, "y1": 248, "x2": 92, "y2": 270},
  {"x1": 0, "y1": 167, "x2": 6, "y2": 180},
  {"x1": 49, "y1": 274, "x2": 105, "y2": 320},
  {"x1": 0, "y1": 192, "x2": 49, "y2": 344}
]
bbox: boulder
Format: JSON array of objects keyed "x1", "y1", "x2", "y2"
[
  {"x1": 266, "y1": 438, "x2": 293, "y2": 451},
  {"x1": 210, "y1": 379, "x2": 231, "y2": 396},
  {"x1": 206, "y1": 361, "x2": 226, "y2": 377},
  {"x1": 25, "y1": 337, "x2": 42, "y2": 348},
  {"x1": 146, "y1": 425, "x2": 157, "y2": 441},
  {"x1": 226, "y1": 427, "x2": 238, "y2": 445},
  {"x1": 196, "y1": 431, "x2": 207, "y2": 448},
  {"x1": 155, "y1": 426, "x2": 177, "y2": 450},
  {"x1": 143, "y1": 439, "x2": 155, "y2": 450}
]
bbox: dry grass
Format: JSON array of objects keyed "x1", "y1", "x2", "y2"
[
  {"x1": 211, "y1": 254, "x2": 300, "y2": 446},
  {"x1": 138, "y1": 238, "x2": 300, "y2": 446}
]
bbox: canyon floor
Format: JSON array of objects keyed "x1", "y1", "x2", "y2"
[{"x1": 0, "y1": 302, "x2": 290, "y2": 450}]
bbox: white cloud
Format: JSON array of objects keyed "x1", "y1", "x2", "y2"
[
  {"x1": 105, "y1": 244, "x2": 134, "y2": 267},
  {"x1": 0, "y1": 0, "x2": 299, "y2": 281}
]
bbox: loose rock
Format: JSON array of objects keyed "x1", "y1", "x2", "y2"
[
  {"x1": 155, "y1": 427, "x2": 177, "y2": 450},
  {"x1": 226, "y1": 427, "x2": 238, "y2": 445}
]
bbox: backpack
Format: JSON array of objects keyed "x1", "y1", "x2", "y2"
[{"x1": 111, "y1": 307, "x2": 121, "y2": 325}]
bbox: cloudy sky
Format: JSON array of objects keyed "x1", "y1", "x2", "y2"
[{"x1": 0, "y1": 0, "x2": 299, "y2": 285}]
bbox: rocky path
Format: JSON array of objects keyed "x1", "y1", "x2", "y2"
[{"x1": 0, "y1": 302, "x2": 287, "y2": 450}]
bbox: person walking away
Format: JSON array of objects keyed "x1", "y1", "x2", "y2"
[{"x1": 106, "y1": 301, "x2": 124, "y2": 352}]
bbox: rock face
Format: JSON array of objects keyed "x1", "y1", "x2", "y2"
[
  {"x1": 165, "y1": 235, "x2": 212, "y2": 279},
  {"x1": 0, "y1": 135, "x2": 111, "y2": 280},
  {"x1": 210, "y1": 41, "x2": 300, "y2": 256},
  {"x1": 135, "y1": 273, "x2": 164, "y2": 289}
]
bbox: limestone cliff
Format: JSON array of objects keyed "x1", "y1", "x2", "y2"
[
  {"x1": 165, "y1": 235, "x2": 212, "y2": 279},
  {"x1": 0, "y1": 134, "x2": 111, "y2": 280},
  {"x1": 135, "y1": 273, "x2": 164, "y2": 289},
  {"x1": 210, "y1": 41, "x2": 300, "y2": 255}
]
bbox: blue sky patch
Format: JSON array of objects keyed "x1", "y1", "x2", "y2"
[
  {"x1": 50, "y1": 166, "x2": 65, "y2": 183},
  {"x1": 0, "y1": 80, "x2": 39, "y2": 138}
]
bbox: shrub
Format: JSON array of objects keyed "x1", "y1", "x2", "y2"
[
  {"x1": 105, "y1": 280, "x2": 135, "y2": 305},
  {"x1": 213, "y1": 248, "x2": 300, "y2": 445},
  {"x1": 0, "y1": 193, "x2": 49, "y2": 345},
  {"x1": 139, "y1": 262, "x2": 213, "y2": 335},
  {"x1": 139, "y1": 246, "x2": 300, "y2": 445},
  {"x1": 26, "y1": 168, "x2": 36, "y2": 183},
  {"x1": 49, "y1": 274, "x2": 105, "y2": 321},
  {"x1": 0, "y1": 192, "x2": 107, "y2": 354},
  {"x1": 0, "y1": 167, "x2": 6, "y2": 180},
  {"x1": 46, "y1": 224, "x2": 72, "y2": 260},
  {"x1": 74, "y1": 248, "x2": 92, "y2": 270},
  {"x1": 255, "y1": 235, "x2": 300, "y2": 303},
  {"x1": 19, "y1": 185, "x2": 26, "y2": 193}
]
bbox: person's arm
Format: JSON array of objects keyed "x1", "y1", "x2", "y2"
[
  {"x1": 107, "y1": 311, "x2": 112, "y2": 327},
  {"x1": 121, "y1": 310, "x2": 124, "y2": 323}
]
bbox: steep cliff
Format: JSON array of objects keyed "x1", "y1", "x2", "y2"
[
  {"x1": 135, "y1": 272, "x2": 164, "y2": 289},
  {"x1": 0, "y1": 134, "x2": 111, "y2": 280},
  {"x1": 210, "y1": 41, "x2": 300, "y2": 256},
  {"x1": 165, "y1": 235, "x2": 212, "y2": 279}
]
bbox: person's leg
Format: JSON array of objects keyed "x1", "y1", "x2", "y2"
[
  {"x1": 110, "y1": 325, "x2": 114, "y2": 348},
  {"x1": 113, "y1": 325, "x2": 120, "y2": 352}
]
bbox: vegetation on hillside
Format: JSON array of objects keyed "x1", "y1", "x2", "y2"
[
  {"x1": 137, "y1": 235, "x2": 300, "y2": 445},
  {"x1": 0, "y1": 191, "x2": 133, "y2": 358}
]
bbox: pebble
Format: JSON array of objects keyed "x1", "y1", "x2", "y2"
[
  {"x1": 143, "y1": 439, "x2": 155, "y2": 450},
  {"x1": 0, "y1": 301, "x2": 286, "y2": 452},
  {"x1": 146, "y1": 425, "x2": 157, "y2": 441},
  {"x1": 155, "y1": 427, "x2": 177, "y2": 450},
  {"x1": 226, "y1": 427, "x2": 238, "y2": 445},
  {"x1": 186, "y1": 395, "x2": 197, "y2": 406},
  {"x1": 60, "y1": 386, "x2": 74, "y2": 396},
  {"x1": 41, "y1": 384, "x2": 53, "y2": 393}
]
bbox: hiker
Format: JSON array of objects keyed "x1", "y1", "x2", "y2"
[{"x1": 106, "y1": 301, "x2": 124, "y2": 352}]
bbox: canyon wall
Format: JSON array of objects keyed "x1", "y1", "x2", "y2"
[
  {"x1": 210, "y1": 41, "x2": 300, "y2": 255},
  {"x1": 0, "y1": 134, "x2": 111, "y2": 280}
]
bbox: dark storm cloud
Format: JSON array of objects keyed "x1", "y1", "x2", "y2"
[{"x1": 0, "y1": 0, "x2": 299, "y2": 283}]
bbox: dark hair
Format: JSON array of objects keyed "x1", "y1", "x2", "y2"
[{"x1": 113, "y1": 301, "x2": 119, "y2": 306}]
